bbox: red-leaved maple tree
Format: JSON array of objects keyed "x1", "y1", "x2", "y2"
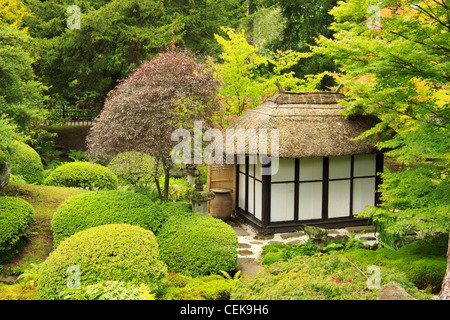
[{"x1": 87, "y1": 48, "x2": 220, "y2": 200}]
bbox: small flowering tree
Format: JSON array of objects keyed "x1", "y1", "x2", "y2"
[{"x1": 87, "y1": 48, "x2": 220, "y2": 200}]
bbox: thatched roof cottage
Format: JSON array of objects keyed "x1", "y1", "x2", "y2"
[{"x1": 207, "y1": 88, "x2": 383, "y2": 234}]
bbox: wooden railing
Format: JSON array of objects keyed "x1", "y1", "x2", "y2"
[{"x1": 44, "y1": 104, "x2": 102, "y2": 126}]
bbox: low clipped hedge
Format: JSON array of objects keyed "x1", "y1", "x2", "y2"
[
  {"x1": 157, "y1": 215, "x2": 238, "y2": 277},
  {"x1": 44, "y1": 162, "x2": 118, "y2": 190},
  {"x1": 2, "y1": 142, "x2": 44, "y2": 184},
  {"x1": 0, "y1": 196, "x2": 35, "y2": 256},
  {"x1": 51, "y1": 190, "x2": 192, "y2": 247},
  {"x1": 38, "y1": 224, "x2": 167, "y2": 300}
]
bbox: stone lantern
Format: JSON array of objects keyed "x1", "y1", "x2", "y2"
[
  {"x1": 182, "y1": 164, "x2": 201, "y2": 187},
  {"x1": 186, "y1": 177, "x2": 215, "y2": 216}
]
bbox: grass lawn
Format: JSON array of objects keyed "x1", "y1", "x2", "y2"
[{"x1": 0, "y1": 183, "x2": 87, "y2": 276}]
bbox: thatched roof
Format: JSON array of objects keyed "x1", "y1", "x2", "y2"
[{"x1": 222, "y1": 90, "x2": 379, "y2": 158}]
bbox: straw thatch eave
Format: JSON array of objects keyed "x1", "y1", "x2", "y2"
[{"x1": 222, "y1": 91, "x2": 380, "y2": 158}]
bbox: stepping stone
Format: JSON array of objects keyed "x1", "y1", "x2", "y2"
[
  {"x1": 250, "y1": 241, "x2": 263, "y2": 245},
  {"x1": 253, "y1": 234, "x2": 274, "y2": 240},
  {"x1": 345, "y1": 225, "x2": 374, "y2": 233},
  {"x1": 239, "y1": 243, "x2": 251, "y2": 248},
  {"x1": 280, "y1": 231, "x2": 306, "y2": 239},
  {"x1": 232, "y1": 226, "x2": 250, "y2": 237},
  {"x1": 238, "y1": 262, "x2": 262, "y2": 279},
  {"x1": 238, "y1": 249, "x2": 254, "y2": 256},
  {"x1": 238, "y1": 257, "x2": 255, "y2": 264}
]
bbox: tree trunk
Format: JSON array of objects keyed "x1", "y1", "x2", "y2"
[
  {"x1": 155, "y1": 177, "x2": 163, "y2": 201},
  {"x1": 439, "y1": 232, "x2": 450, "y2": 300},
  {"x1": 247, "y1": 0, "x2": 256, "y2": 45},
  {"x1": 163, "y1": 168, "x2": 170, "y2": 201}
]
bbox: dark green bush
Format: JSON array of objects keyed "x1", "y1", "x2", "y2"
[
  {"x1": 157, "y1": 215, "x2": 238, "y2": 277},
  {"x1": 0, "y1": 196, "x2": 35, "y2": 257},
  {"x1": 260, "y1": 241, "x2": 319, "y2": 266},
  {"x1": 38, "y1": 224, "x2": 167, "y2": 300},
  {"x1": 261, "y1": 251, "x2": 284, "y2": 266},
  {"x1": 344, "y1": 234, "x2": 448, "y2": 293},
  {"x1": 51, "y1": 190, "x2": 192, "y2": 247},
  {"x1": 2, "y1": 142, "x2": 44, "y2": 184},
  {"x1": 44, "y1": 161, "x2": 118, "y2": 190}
]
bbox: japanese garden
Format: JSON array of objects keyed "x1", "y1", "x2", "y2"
[{"x1": 0, "y1": 0, "x2": 449, "y2": 303}]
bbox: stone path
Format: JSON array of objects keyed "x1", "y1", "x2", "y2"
[{"x1": 227, "y1": 218, "x2": 377, "y2": 279}]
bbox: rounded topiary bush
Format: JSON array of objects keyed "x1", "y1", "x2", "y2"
[
  {"x1": 157, "y1": 215, "x2": 238, "y2": 277},
  {"x1": 3, "y1": 142, "x2": 44, "y2": 184},
  {"x1": 51, "y1": 190, "x2": 180, "y2": 247},
  {"x1": 38, "y1": 224, "x2": 167, "y2": 300},
  {"x1": 0, "y1": 196, "x2": 35, "y2": 256},
  {"x1": 44, "y1": 161, "x2": 118, "y2": 190}
]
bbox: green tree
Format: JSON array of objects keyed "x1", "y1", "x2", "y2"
[
  {"x1": 24, "y1": 0, "x2": 246, "y2": 108},
  {"x1": 243, "y1": 0, "x2": 338, "y2": 86},
  {"x1": 0, "y1": 23, "x2": 46, "y2": 130},
  {"x1": 214, "y1": 27, "x2": 326, "y2": 127},
  {"x1": 25, "y1": 0, "x2": 180, "y2": 107},
  {"x1": 0, "y1": 0, "x2": 32, "y2": 30},
  {"x1": 0, "y1": 116, "x2": 25, "y2": 151},
  {"x1": 314, "y1": 0, "x2": 449, "y2": 235},
  {"x1": 164, "y1": 0, "x2": 246, "y2": 55}
]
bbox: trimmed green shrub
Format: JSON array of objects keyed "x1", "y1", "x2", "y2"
[
  {"x1": 261, "y1": 251, "x2": 284, "y2": 266},
  {"x1": 260, "y1": 241, "x2": 319, "y2": 266},
  {"x1": 44, "y1": 161, "x2": 118, "y2": 190},
  {"x1": 38, "y1": 224, "x2": 167, "y2": 300},
  {"x1": 0, "y1": 196, "x2": 35, "y2": 257},
  {"x1": 2, "y1": 142, "x2": 44, "y2": 184},
  {"x1": 157, "y1": 215, "x2": 238, "y2": 277},
  {"x1": 232, "y1": 253, "x2": 431, "y2": 300},
  {"x1": 51, "y1": 190, "x2": 193, "y2": 247}
]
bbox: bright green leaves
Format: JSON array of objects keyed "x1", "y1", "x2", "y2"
[
  {"x1": 315, "y1": 0, "x2": 450, "y2": 235},
  {"x1": 214, "y1": 27, "x2": 326, "y2": 127}
]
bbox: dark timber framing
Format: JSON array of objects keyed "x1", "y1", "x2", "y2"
[{"x1": 235, "y1": 154, "x2": 383, "y2": 234}]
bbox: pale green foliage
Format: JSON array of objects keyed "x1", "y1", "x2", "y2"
[
  {"x1": 0, "y1": 116, "x2": 25, "y2": 150},
  {"x1": 61, "y1": 281, "x2": 156, "y2": 300},
  {"x1": 313, "y1": 0, "x2": 450, "y2": 237},
  {"x1": 214, "y1": 27, "x2": 326, "y2": 127}
]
